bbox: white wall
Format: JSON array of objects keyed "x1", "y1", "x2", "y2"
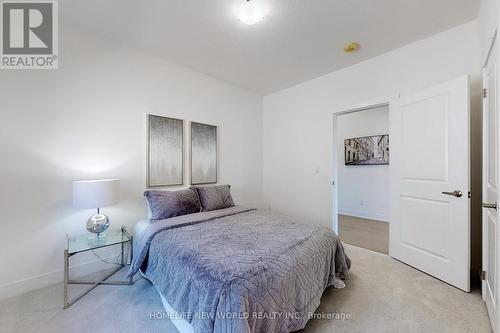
[
  {"x1": 479, "y1": 0, "x2": 499, "y2": 64},
  {"x1": 0, "y1": 24, "x2": 263, "y2": 299},
  {"x1": 263, "y1": 21, "x2": 482, "y2": 274},
  {"x1": 337, "y1": 106, "x2": 389, "y2": 222}
]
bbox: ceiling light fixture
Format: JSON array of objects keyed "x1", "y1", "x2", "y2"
[{"x1": 237, "y1": 0, "x2": 268, "y2": 25}]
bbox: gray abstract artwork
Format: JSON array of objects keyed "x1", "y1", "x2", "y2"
[
  {"x1": 148, "y1": 115, "x2": 183, "y2": 186},
  {"x1": 191, "y1": 122, "x2": 217, "y2": 184}
]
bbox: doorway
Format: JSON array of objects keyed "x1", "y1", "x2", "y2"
[
  {"x1": 332, "y1": 76, "x2": 472, "y2": 292},
  {"x1": 334, "y1": 104, "x2": 390, "y2": 255}
]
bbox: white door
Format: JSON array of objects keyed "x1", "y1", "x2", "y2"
[
  {"x1": 483, "y1": 35, "x2": 499, "y2": 332},
  {"x1": 390, "y1": 75, "x2": 470, "y2": 292}
]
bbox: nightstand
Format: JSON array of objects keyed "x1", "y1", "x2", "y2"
[{"x1": 64, "y1": 226, "x2": 134, "y2": 309}]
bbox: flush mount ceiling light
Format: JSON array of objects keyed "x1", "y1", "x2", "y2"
[{"x1": 236, "y1": 0, "x2": 268, "y2": 25}]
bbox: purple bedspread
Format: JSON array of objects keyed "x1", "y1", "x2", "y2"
[{"x1": 129, "y1": 206, "x2": 351, "y2": 333}]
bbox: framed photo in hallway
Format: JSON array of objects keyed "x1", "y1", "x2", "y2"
[{"x1": 344, "y1": 134, "x2": 389, "y2": 165}]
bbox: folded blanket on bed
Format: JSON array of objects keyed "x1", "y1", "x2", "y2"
[{"x1": 129, "y1": 206, "x2": 351, "y2": 333}]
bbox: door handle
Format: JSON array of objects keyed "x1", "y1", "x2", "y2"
[
  {"x1": 482, "y1": 202, "x2": 498, "y2": 210},
  {"x1": 442, "y1": 190, "x2": 463, "y2": 197}
]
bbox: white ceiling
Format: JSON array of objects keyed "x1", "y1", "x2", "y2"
[{"x1": 63, "y1": 0, "x2": 480, "y2": 94}]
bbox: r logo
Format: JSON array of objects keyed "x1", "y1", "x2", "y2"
[
  {"x1": 1, "y1": 0, "x2": 57, "y2": 69},
  {"x1": 2, "y1": 2, "x2": 53, "y2": 54}
]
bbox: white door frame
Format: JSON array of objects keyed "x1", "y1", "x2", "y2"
[
  {"x1": 331, "y1": 100, "x2": 391, "y2": 233},
  {"x1": 482, "y1": 29, "x2": 499, "y2": 332}
]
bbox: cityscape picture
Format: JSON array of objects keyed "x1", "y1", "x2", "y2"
[{"x1": 344, "y1": 134, "x2": 389, "y2": 165}]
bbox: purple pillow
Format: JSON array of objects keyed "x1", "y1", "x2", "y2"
[
  {"x1": 190, "y1": 185, "x2": 235, "y2": 212},
  {"x1": 144, "y1": 189, "x2": 201, "y2": 221}
]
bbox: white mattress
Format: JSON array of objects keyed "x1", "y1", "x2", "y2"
[
  {"x1": 158, "y1": 290, "x2": 194, "y2": 333},
  {"x1": 138, "y1": 270, "x2": 194, "y2": 333}
]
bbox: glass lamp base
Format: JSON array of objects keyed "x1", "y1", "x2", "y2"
[{"x1": 86, "y1": 213, "x2": 111, "y2": 235}]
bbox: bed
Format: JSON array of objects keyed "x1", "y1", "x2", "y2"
[{"x1": 128, "y1": 187, "x2": 350, "y2": 333}]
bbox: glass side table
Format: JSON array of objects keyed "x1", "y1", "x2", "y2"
[{"x1": 64, "y1": 226, "x2": 134, "y2": 309}]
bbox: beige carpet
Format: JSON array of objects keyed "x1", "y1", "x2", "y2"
[{"x1": 0, "y1": 244, "x2": 491, "y2": 333}]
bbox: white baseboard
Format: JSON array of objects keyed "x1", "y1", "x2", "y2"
[
  {"x1": 0, "y1": 254, "x2": 124, "y2": 300},
  {"x1": 338, "y1": 208, "x2": 389, "y2": 223}
]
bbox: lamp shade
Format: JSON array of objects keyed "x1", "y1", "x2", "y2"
[{"x1": 73, "y1": 179, "x2": 120, "y2": 209}]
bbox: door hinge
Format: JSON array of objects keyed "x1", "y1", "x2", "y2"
[
  {"x1": 481, "y1": 270, "x2": 486, "y2": 281},
  {"x1": 483, "y1": 88, "x2": 488, "y2": 99},
  {"x1": 468, "y1": 191, "x2": 471, "y2": 199}
]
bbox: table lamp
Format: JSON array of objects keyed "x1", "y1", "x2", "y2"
[{"x1": 73, "y1": 179, "x2": 120, "y2": 237}]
